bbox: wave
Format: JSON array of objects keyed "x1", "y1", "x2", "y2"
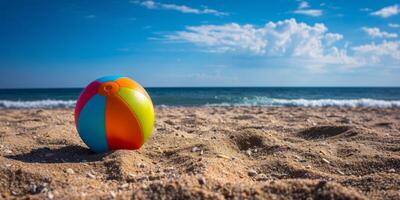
[
  {"x1": 0, "y1": 100, "x2": 76, "y2": 109},
  {"x1": 1, "y1": 98, "x2": 400, "y2": 108},
  {"x1": 207, "y1": 97, "x2": 400, "y2": 108}
]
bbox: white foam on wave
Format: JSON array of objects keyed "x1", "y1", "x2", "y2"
[
  {"x1": 0, "y1": 100, "x2": 76, "y2": 109},
  {"x1": 207, "y1": 97, "x2": 400, "y2": 108},
  {"x1": 269, "y1": 98, "x2": 400, "y2": 107},
  {"x1": 1, "y1": 98, "x2": 400, "y2": 108}
]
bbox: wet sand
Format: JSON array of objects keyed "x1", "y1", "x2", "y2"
[{"x1": 0, "y1": 107, "x2": 399, "y2": 199}]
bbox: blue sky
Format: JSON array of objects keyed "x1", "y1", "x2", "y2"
[{"x1": 0, "y1": 0, "x2": 399, "y2": 88}]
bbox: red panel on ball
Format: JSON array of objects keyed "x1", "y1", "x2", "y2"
[{"x1": 74, "y1": 80, "x2": 101, "y2": 125}]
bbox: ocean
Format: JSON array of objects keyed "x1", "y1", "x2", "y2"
[{"x1": 0, "y1": 87, "x2": 400, "y2": 108}]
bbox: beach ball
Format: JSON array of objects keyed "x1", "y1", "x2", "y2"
[{"x1": 74, "y1": 75, "x2": 154, "y2": 153}]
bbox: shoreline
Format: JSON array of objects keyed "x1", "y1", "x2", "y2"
[{"x1": 1, "y1": 103, "x2": 400, "y2": 109}]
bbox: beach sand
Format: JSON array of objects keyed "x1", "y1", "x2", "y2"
[{"x1": 0, "y1": 107, "x2": 399, "y2": 199}]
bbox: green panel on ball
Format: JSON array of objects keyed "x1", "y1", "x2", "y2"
[{"x1": 118, "y1": 87, "x2": 154, "y2": 143}]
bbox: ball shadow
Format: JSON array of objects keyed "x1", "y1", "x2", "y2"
[{"x1": 6, "y1": 145, "x2": 109, "y2": 163}]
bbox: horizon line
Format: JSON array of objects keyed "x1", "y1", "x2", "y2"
[{"x1": 1, "y1": 86, "x2": 400, "y2": 90}]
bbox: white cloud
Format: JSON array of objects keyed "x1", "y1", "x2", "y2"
[
  {"x1": 352, "y1": 41, "x2": 400, "y2": 66},
  {"x1": 388, "y1": 23, "x2": 400, "y2": 28},
  {"x1": 362, "y1": 27, "x2": 398, "y2": 38},
  {"x1": 293, "y1": 1, "x2": 322, "y2": 17},
  {"x1": 298, "y1": 1, "x2": 309, "y2": 9},
  {"x1": 166, "y1": 19, "x2": 351, "y2": 67},
  {"x1": 168, "y1": 23, "x2": 267, "y2": 54},
  {"x1": 165, "y1": 19, "x2": 400, "y2": 69},
  {"x1": 370, "y1": 4, "x2": 399, "y2": 18},
  {"x1": 132, "y1": 0, "x2": 228, "y2": 16},
  {"x1": 293, "y1": 9, "x2": 323, "y2": 17}
]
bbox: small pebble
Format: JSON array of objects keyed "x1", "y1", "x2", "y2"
[
  {"x1": 65, "y1": 168, "x2": 74, "y2": 174},
  {"x1": 192, "y1": 147, "x2": 200, "y2": 152},
  {"x1": 305, "y1": 165, "x2": 312, "y2": 169},
  {"x1": 388, "y1": 169, "x2": 396, "y2": 173},
  {"x1": 29, "y1": 184, "x2": 38, "y2": 194},
  {"x1": 217, "y1": 154, "x2": 230, "y2": 160},
  {"x1": 248, "y1": 169, "x2": 257, "y2": 177},
  {"x1": 110, "y1": 191, "x2": 116, "y2": 198},
  {"x1": 86, "y1": 172, "x2": 96, "y2": 179},
  {"x1": 200, "y1": 150, "x2": 204, "y2": 155},
  {"x1": 337, "y1": 169, "x2": 345, "y2": 175},
  {"x1": 198, "y1": 176, "x2": 206, "y2": 185},
  {"x1": 246, "y1": 150, "x2": 252, "y2": 156},
  {"x1": 47, "y1": 191, "x2": 54, "y2": 199},
  {"x1": 322, "y1": 158, "x2": 330, "y2": 164}
]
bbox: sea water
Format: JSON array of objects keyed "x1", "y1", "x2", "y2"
[{"x1": 0, "y1": 87, "x2": 399, "y2": 108}]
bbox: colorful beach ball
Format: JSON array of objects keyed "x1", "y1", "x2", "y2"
[{"x1": 74, "y1": 75, "x2": 154, "y2": 153}]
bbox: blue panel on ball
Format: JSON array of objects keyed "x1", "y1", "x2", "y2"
[
  {"x1": 96, "y1": 75, "x2": 124, "y2": 83},
  {"x1": 77, "y1": 94, "x2": 108, "y2": 153}
]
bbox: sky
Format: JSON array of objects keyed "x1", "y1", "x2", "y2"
[{"x1": 0, "y1": 0, "x2": 400, "y2": 88}]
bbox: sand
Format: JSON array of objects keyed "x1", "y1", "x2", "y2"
[{"x1": 0, "y1": 107, "x2": 399, "y2": 199}]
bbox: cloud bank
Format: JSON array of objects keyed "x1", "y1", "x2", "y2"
[{"x1": 165, "y1": 19, "x2": 400, "y2": 69}]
